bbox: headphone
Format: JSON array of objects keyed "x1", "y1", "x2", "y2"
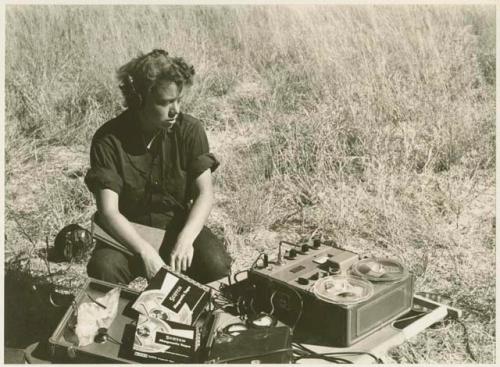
[
  {"x1": 119, "y1": 50, "x2": 172, "y2": 110},
  {"x1": 119, "y1": 74, "x2": 143, "y2": 109}
]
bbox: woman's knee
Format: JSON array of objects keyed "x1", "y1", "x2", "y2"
[
  {"x1": 190, "y1": 228, "x2": 232, "y2": 283},
  {"x1": 205, "y1": 248, "x2": 232, "y2": 279}
]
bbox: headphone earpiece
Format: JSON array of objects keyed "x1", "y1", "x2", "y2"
[{"x1": 119, "y1": 74, "x2": 143, "y2": 109}]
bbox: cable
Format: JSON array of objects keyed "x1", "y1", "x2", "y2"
[
  {"x1": 457, "y1": 319, "x2": 477, "y2": 362},
  {"x1": 209, "y1": 347, "x2": 293, "y2": 363},
  {"x1": 293, "y1": 352, "x2": 351, "y2": 363},
  {"x1": 210, "y1": 298, "x2": 236, "y2": 313},
  {"x1": 85, "y1": 292, "x2": 107, "y2": 309},
  {"x1": 249, "y1": 296, "x2": 258, "y2": 315},
  {"x1": 322, "y1": 351, "x2": 383, "y2": 363},
  {"x1": 237, "y1": 295, "x2": 256, "y2": 318},
  {"x1": 233, "y1": 270, "x2": 248, "y2": 283},
  {"x1": 205, "y1": 283, "x2": 227, "y2": 297},
  {"x1": 292, "y1": 343, "x2": 383, "y2": 364},
  {"x1": 49, "y1": 292, "x2": 62, "y2": 308},
  {"x1": 227, "y1": 270, "x2": 249, "y2": 286},
  {"x1": 222, "y1": 322, "x2": 248, "y2": 336},
  {"x1": 269, "y1": 290, "x2": 277, "y2": 315},
  {"x1": 105, "y1": 333, "x2": 123, "y2": 346},
  {"x1": 236, "y1": 296, "x2": 243, "y2": 315},
  {"x1": 292, "y1": 348, "x2": 353, "y2": 364},
  {"x1": 211, "y1": 293, "x2": 234, "y2": 304},
  {"x1": 279, "y1": 240, "x2": 299, "y2": 248},
  {"x1": 288, "y1": 287, "x2": 304, "y2": 333},
  {"x1": 292, "y1": 343, "x2": 349, "y2": 363},
  {"x1": 251, "y1": 253, "x2": 267, "y2": 269},
  {"x1": 49, "y1": 290, "x2": 74, "y2": 308},
  {"x1": 206, "y1": 282, "x2": 236, "y2": 313},
  {"x1": 211, "y1": 293, "x2": 233, "y2": 306},
  {"x1": 392, "y1": 311, "x2": 427, "y2": 324},
  {"x1": 293, "y1": 343, "x2": 353, "y2": 364}
]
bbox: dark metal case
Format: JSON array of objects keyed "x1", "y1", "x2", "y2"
[
  {"x1": 203, "y1": 312, "x2": 293, "y2": 364},
  {"x1": 47, "y1": 278, "x2": 142, "y2": 363},
  {"x1": 48, "y1": 277, "x2": 205, "y2": 363}
]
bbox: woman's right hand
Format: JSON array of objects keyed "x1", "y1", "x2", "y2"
[
  {"x1": 140, "y1": 247, "x2": 166, "y2": 280},
  {"x1": 96, "y1": 190, "x2": 167, "y2": 280}
]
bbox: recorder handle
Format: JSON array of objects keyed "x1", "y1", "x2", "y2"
[{"x1": 402, "y1": 306, "x2": 447, "y2": 339}]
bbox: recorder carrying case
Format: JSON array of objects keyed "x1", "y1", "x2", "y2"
[{"x1": 47, "y1": 277, "x2": 205, "y2": 363}]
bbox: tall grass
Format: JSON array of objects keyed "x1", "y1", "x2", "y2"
[{"x1": 5, "y1": 5, "x2": 495, "y2": 363}]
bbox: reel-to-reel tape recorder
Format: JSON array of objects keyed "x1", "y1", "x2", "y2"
[{"x1": 248, "y1": 239, "x2": 413, "y2": 347}]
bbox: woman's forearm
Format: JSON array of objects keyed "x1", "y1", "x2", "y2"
[
  {"x1": 99, "y1": 210, "x2": 155, "y2": 256},
  {"x1": 177, "y1": 189, "x2": 213, "y2": 245}
]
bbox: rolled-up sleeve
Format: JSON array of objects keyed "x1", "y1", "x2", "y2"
[
  {"x1": 187, "y1": 121, "x2": 220, "y2": 178},
  {"x1": 84, "y1": 139, "x2": 123, "y2": 194}
]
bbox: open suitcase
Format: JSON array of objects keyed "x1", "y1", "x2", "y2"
[{"x1": 47, "y1": 277, "x2": 205, "y2": 363}]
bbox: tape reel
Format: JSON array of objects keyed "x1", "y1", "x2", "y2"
[
  {"x1": 351, "y1": 258, "x2": 408, "y2": 282},
  {"x1": 312, "y1": 275, "x2": 374, "y2": 305}
]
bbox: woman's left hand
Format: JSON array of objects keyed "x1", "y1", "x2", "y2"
[{"x1": 169, "y1": 239, "x2": 194, "y2": 273}]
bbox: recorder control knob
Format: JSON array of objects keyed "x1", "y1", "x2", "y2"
[
  {"x1": 297, "y1": 277, "x2": 309, "y2": 285},
  {"x1": 326, "y1": 260, "x2": 341, "y2": 274},
  {"x1": 287, "y1": 249, "x2": 297, "y2": 259},
  {"x1": 301, "y1": 244, "x2": 310, "y2": 253},
  {"x1": 312, "y1": 238, "x2": 321, "y2": 249}
]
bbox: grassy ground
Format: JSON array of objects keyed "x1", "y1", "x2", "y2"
[{"x1": 5, "y1": 5, "x2": 495, "y2": 363}]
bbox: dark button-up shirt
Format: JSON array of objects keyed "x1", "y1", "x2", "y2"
[{"x1": 84, "y1": 110, "x2": 219, "y2": 229}]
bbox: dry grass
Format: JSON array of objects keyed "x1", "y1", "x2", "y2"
[{"x1": 5, "y1": 5, "x2": 495, "y2": 363}]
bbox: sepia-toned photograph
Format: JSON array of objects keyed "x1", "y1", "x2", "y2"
[{"x1": 3, "y1": 3, "x2": 496, "y2": 364}]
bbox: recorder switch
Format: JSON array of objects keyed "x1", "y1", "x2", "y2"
[
  {"x1": 262, "y1": 254, "x2": 269, "y2": 268},
  {"x1": 326, "y1": 260, "x2": 341, "y2": 274},
  {"x1": 319, "y1": 271, "x2": 329, "y2": 278},
  {"x1": 297, "y1": 277, "x2": 309, "y2": 285}
]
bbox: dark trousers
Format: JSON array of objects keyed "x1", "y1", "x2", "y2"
[{"x1": 87, "y1": 225, "x2": 232, "y2": 285}]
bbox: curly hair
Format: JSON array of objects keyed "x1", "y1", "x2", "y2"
[{"x1": 117, "y1": 49, "x2": 195, "y2": 109}]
